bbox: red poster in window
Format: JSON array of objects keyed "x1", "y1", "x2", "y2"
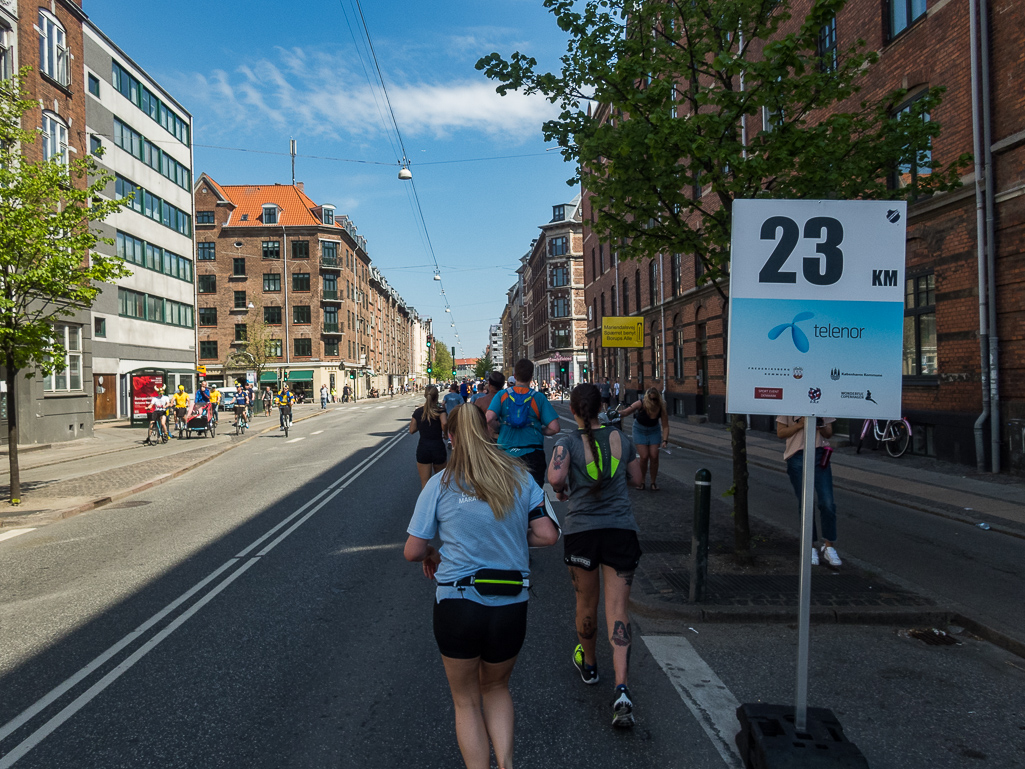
[{"x1": 131, "y1": 373, "x2": 164, "y2": 420}]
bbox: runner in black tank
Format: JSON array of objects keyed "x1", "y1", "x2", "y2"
[{"x1": 410, "y1": 385, "x2": 448, "y2": 489}]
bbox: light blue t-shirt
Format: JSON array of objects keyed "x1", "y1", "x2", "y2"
[
  {"x1": 443, "y1": 392, "x2": 464, "y2": 414},
  {"x1": 407, "y1": 469, "x2": 545, "y2": 605},
  {"x1": 487, "y1": 387, "x2": 560, "y2": 457}
]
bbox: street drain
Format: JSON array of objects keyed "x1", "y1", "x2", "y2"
[{"x1": 902, "y1": 628, "x2": 960, "y2": 646}]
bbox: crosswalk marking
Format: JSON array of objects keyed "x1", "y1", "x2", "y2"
[
  {"x1": 643, "y1": 635, "x2": 743, "y2": 768},
  {"x1": 0, "y1": 528, "x2": 35, "y2": 544}
]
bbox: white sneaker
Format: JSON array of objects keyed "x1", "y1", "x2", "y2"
[
  {"x1": 811, "y1": 547, "x2": 819, "y2": 566},
  {"x1": 820, "y1": 545, "x2": 842, "y2": 567}
]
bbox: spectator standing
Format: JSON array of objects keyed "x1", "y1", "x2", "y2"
[
  {"x1": 599, "y1": 378, "x2": 612, "y2": 409},
  {"x1": 262, "y1": 386, "x2": 274, "y2": 416},
  {"x1": 320, "y1": 384, "x2": 329, "y2": 410},
  {"x1": 618, "y1": 388, "x2": 670, "y2": 490}
]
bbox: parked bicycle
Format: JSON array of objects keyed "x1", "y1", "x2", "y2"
[{"x1": 857, "y1": 417, "x2": 912, "y2": 458}]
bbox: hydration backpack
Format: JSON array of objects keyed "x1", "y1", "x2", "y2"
[{"x1": 504, "y1": 388, "x2": 538, "y2": 428}]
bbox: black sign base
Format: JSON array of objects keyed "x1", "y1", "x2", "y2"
[{"x1": 735, "y1": 703, "x2": 870, "y2": 768}]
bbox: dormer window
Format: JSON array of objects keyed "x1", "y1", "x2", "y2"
[
  {"x1": 262, "y1": 204, "x2": 278, "y2": 224},
  {"x1": 322, "y1": 205, "x2": 335, "y2": 225},
  {"x1": 552, "y1": 205, "x2": 566, "y2": 222}
]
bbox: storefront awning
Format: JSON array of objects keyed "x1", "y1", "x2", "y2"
[
  {"x1": 286, "y1": 370, "x2": 314, "y2": 382},
  {"x1": 259, "y1": 372, "x2": 278, "y2": 383}
]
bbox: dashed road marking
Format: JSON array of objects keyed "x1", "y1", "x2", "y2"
[
  {"x1": 286, "y1": 437, "x2": 306, "y2": 443},
  {"x1": 311, "y1": 430, "x2": 324, "y2": 435},
  {"x1": 643, "y1": 636, "x2": 743, "y2": 768},
  {"x1": 0, "y1": 529, "x2": 35, "y2": 544}
]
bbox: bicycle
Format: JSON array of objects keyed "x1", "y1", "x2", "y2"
[
  {"x1": 857, "y1": 417, "x2": 912, "y2": 458},
  {"x1": 145, "y1": 413, "x2": 169, "y2": 445},
  {"x1": 278, "y1": 404, "x2": 293, "y2": 438},
  {"x1": 233, "y1": 408, "x2": 248, "y2": 436}
]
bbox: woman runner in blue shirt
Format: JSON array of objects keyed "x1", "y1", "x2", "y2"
[{"x1": 405, "y1": 404, "x2": 559, "y2": 769}]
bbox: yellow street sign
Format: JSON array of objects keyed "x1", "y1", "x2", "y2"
[
  {"x1": 196, "y1": 365, "x2": 207, "y2": 375},
  {"x1": 601, "y1": 317, "x2": 645, "y2": 348}
]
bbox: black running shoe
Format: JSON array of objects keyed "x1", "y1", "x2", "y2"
[
  {"x1": 612, "y1": 685, "x2": 634, "y2": 728},
  {"x1": 572, "y1": 644, "x2": 599, "y2": 685}
]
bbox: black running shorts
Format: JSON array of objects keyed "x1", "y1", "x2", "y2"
[
  {"x1": 433, "y1": 599, "x2": 528, "y2": 663},
  {"x1": 416, "y1": 439, "x2": 447, "y2": 465},
  {"x1": 563, "y1": 528, "x2": 642, "y2": 573},
  {"x1": 519, "y1": 448, "x2": 547, "y2": 488}
]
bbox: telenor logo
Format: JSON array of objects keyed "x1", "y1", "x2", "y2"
[{"x1": 768, "y1": 312, "x2": 814, "y2": 353}]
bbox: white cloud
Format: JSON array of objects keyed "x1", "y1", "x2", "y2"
[{"x1": 172, "y1": 47, "x2": 556, "y2": 144}]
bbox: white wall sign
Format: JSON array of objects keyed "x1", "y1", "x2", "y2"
[{"x1": 726, "y1": 200, "x2": 907, "y2": 419}]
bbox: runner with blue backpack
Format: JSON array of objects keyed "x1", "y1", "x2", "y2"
[{"x1": 486, "y1": 358, "x2": 561, "y2": 488}]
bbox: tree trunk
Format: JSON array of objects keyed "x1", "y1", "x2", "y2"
[
  {"x1": 6, "y1": 365, "x2": 20, "y2": 504},
  {"x1": 731, "y1": 412, "x2": 752, "y2": 563}
]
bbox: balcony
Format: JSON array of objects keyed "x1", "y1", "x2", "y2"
[
  {"x1": 323, "y1": 322, "x2": 341, "y2": 334},
  {"x1": 322, "y1": 289, "x2": 341, "y2": 301},
  {"x1": 320, "y1": 255, "x2": 341, "y2": 269}
]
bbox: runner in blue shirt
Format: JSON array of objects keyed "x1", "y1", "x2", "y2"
[{"x1": 486, "y1": 358, "x2": 561, "y2": 487}]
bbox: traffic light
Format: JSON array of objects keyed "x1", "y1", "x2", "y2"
[
  {"x1": 451, "y1": 369, "x2": 457, "y2": 377},
  {"x1": 560, "y1": 365, "x2": 566, "y2": 373},
  {"x1": 350, "y1": 372, "x2": 355, "y2": 379},
  {"x1": 427, "y1": 365, "x2": 433, "y2": 374},
  {"x1": 426, "y1": 336, "x2": 432, "y2": 349}
]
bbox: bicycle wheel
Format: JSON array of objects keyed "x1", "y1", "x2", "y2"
[
  {"x1": 886, "y1": 420, "x2": 911, "y2": 458},
  {"x1": 283, "y1": 418, "x2": 289, "y2": 438}
]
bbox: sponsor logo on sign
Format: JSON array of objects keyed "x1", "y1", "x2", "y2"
[
  {"x1": 830, "y1": 368, "x2": 841, "y2": 381},
  {"x1": 793, "y1": 367, "x2": 803, "y2": 380},
  {"x1": 768, "y1": 312, "x2": 813, "y2": 353},
  {"x1": 755, "y1": 387, "x2": 783, "y2": 400},
  {"x1": 887, "y1": 209, "x2": 901, "y2": 223},
  {"x1": 808, "y1": 387, "x2": 822, "y2": 404},
  {"x1": 840, "y1": 391, "x2": 864, "y2": 399}
]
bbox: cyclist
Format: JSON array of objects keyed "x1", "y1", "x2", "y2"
[
  {"x1": 146, "y1": 385, "x2": 170, "y2": 443},
  {"x1": 172, "y1": 385, "x2": 189, "y2": 434},
  {"x1": 233, "y1": 381, "x2": 249, "y2": 430},
  {"x1": 275, "y1": 383, "x2": 296, "y2": 431},
  {"x1": 208, "y1": 384, "x2": 221, "y2": 425}
]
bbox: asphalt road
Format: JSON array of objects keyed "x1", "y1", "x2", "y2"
[{"x1": 0, "y1": 398, "x2": 1022, "y2": 768}]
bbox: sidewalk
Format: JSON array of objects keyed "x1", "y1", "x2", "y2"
[{"x1": 0, "y1": 398, "x2": 386, "y2": 530}]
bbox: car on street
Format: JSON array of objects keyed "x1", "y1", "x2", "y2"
[{"x1": 216, "y1": 386, "x2": 238, "y2": 411}]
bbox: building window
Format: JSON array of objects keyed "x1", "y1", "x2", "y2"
[
  {"x1": 292, "y1": 240, "x2": 310, "y2": 260},
  {"x1": 90, "y1": 135, "x2": 102, "y2": 157},
  {"x1": 293, "y1": 305, "x2": 311, "y2": 324},
  {"x1": 94, "y1": 317, "x2": 106, "y2": 338},
  {"x1": 199, "y1": 340, "x2": 218, "y2": 360},
  {"x1": 652, "y1": 326, "x2": 661, "y2": 379},
  {"x1": 295, "y1": 338, "x2": 313, "y2": 357},
  {"x1": 233, "y1": 291, "x2": 247, "y2": 310},
  {"x1": 552, "y1": 297, "x2": 570, "y2": 318},
  {"x1": 0, "y1": 25, "x2": 13, "y2": 81},
  {"x1": 293, "y1": 272, "x2": 310, "y2": 292},
  {"x1": 323, "y1": 274, "x2": 337, "y2": 296},
  {"x1": 322, "y1": 206, "x2": 335, "y2": 225},
  {"x1": 262, "y1": 241, "x2": 281, "y2": 259},
  {"x1": 600, "y1": 293, "x2": 606, "y2": 319},
  {"x1": 671, "y1": 253, "x2": 681, "y2": 296},
  {"x1": 41, "y1": 112, "x2": 69, "y2": 166},
  {"x1": 266, "y1": 339, "x2": 282, "y2": 358},
  {"x1": 197, "y1": 275, "x2": 217, "y2": 293},
  {"x1": 321, "y1": 241, "x2": 338, "y2": 266},
  {"x1": 196, "y1": 211, "x2": 215, "y2": 224},
  {"x1": 549, "y1": 237, "x2": 568, "y2": 257},
  {"x1": 198, "y1": 307, "x2": 217, "y2": 326},
  {"x1": 324, "y1": 307, "x2": 339, "y2": 329},
  {"x1": 262, "y1": 205, "x2": 278, "y2": 224},
  {"x1": 325, "y1": 340, "x2": 339, "y2": 356},
  {"x1": 818, "y1": 16, "x2": 838, "y2": 72},
  {"x1": 264, "y1": 306, "x2": 282, "y2": 325},
  {"x1": 234, "y1": 324, "x2": 247, "y2": 342},
  {"x1": 622, "y1": 278, "x2": 629, "y2": 315},
  {"x1": 599, "y1": 244, "x2": 605, "y2": 273},
  {"x1": 552, "y1": 266, "x2": 569, "y2": 287},
  {"x1": 552, "y1": 205, "x2": 566, "y2": 222},
  {"x1": 38, "y1": 11, "x2": 69, "y2": 86},
  {"x1": 673, "y1": 318, "x2": 684, "y2": 379},
  {"x1": 263, "y1": 273, "x2": 281, "y2": 292},
  {"x1": 611, "y1": 286, "x2": 617, "y2": 315},
  {"x1": 232, "y1": 257, "x2": 246, "y2": 277},
  {"x1": 903, "y1": 273, "x2": 936, "y2": 377},
  {"x1": 88, "y1": 73, "x2": 100, "y2": 96},
  {"x1": 649, "y1": 261, "x2": 657, "y2": 307},
  {"x1": 890, "y1": 0, "x2": 926, "y2": 39},
  {"x1": 892, "y1": 93, "x2": 932, "y2": 190},
  {"x1": 197, "y1": 243, "x2": 216, "y2": 261},
  {"x1": 635, "y1": 270, "x2": 641, "y2": 312},
  {"x1": 553, "y1": 328, "x2": 571, "y2": 348},
  {"x1": 591, "y1": 248, "x2": 597, "y2": 282}
]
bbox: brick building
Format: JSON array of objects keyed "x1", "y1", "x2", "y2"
[
  {"x1": 0, "y1": 0, "x2": 94, "y2": 445},
  {"x1": 522, "y1": 196, "x2": 588, "y2": 387},
  {"x1": 193, "y1": 174, "x2": 423, "y2": 399},
  {"x1": 583, "y1": 0, "x2": 1024, "y2": 472}
]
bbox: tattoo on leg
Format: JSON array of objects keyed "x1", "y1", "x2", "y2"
[
  {"x1": 611, "y1": 620, "x2": 632, "y2": 647},
  {"x1": 579, "y1": 615, "x2": 598, "y2": 640},
  {"x1": 615, "y1": 568, "x2": 635, "y2": 586}
]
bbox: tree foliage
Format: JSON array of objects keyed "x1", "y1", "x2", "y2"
[
  {"x1": 474, "y1": 353, "x2": 495, "y2": 379},
  {"x1": 432, "y1": 342, "x2": 454, "y2": 381},
  {"x1": 0, "y1": 71, "x2": 130, "y2": 502},
  {"x1": 224, "y1": 296, "x2": 275, "y2": 400}
]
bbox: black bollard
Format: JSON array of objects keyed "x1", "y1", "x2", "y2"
[{"x1": 689, "y1": 468, "x2": 711, "y2": 603}]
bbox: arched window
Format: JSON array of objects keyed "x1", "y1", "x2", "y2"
[
  {"x1": 651, "y1": 322, "x2": 661, "y2": 379},
  {"x1": 649, "y1": 261, "x2": 658, "y2": 307},
  {"x1": 634, "y1": 269, "x2": 641, "y2": 312},
  {"x1": 41, "y1": 111, "x2": 68, "y2": 166},
  {"x1": 622, "y1": 278, "x2": 629, "y2": 315},
  {"x1": 673, "y1": 313, "x2": 683, "y2": 379},
  {"x1": 0, "y1": 24, "x2": 13, "y2": 81},
  {"x1": 38, "y1": 11, "x2": 69, "y2": 86}
]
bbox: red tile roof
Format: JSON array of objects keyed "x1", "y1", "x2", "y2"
[{"x1": 204, "y1": 176, "x2": 343, "y2": 230}]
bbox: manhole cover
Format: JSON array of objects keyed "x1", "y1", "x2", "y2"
[
  {"x1": 106, "y1": 500, "x2": 152, "y2": 510},
  {"x1": 902, "y1": 628, "x2": 960, "y2": 646}
]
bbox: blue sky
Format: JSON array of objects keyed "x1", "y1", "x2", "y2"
[{"x1": 86, "y1": 0, "x2": 578, "y2": 359}]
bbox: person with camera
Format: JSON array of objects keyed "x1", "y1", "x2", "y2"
[
  {"x1": 404, "y1": 404, "x2": 558, "y2": 769},
  {"x1": 776, "y1": 416, "x2": 841, "y2": 567}
]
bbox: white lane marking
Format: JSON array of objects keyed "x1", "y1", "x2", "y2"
[
  {"x1": 643, "y1": 636, "x2": 743, "y2": 768},
  {"x1": 286, "y1": 437, "x2": 306, "y2": 443},
  {"x1": 331, "y1": 542, "x2": 404, "y2": 555},
  {"x1": 0, "y1": 529, "x2": 35, "y2": 543},
  {"x1": 0, "y1": 559, "x2": 259, "y2": 769},
  {"x1": 311, "y1": 430, "x2": 324, "y2": 435},
  {"x1": 0, "y1": 432, "x2": 406, "y2": 764}
]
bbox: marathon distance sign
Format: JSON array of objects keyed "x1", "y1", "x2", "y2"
[{"x1": 726, "y1": 200, "x2": 906, "y2": 419}]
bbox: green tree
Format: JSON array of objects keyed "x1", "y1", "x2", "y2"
[
  {"x1": 473, "y1": 353, "x2": 495, "y2": 379},
  {"x1": 433, "y1": 342, "x2": 454, "y2": 381},
  {"x1": 478, "y1": 0, "x2": 968, "y2": 560},
  {"x1": 0, "y1": 72, "x2": 130, "y2": 503},
  {"x1": 224, "y1": 297, "x2": 275, "y2": 412}
]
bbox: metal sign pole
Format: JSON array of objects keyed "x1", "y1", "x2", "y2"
[{"x1": 795, "y1": 415, "x2": 817, "y2": 732}]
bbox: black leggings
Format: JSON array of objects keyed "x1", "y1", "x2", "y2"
[{"x1": 433, "y1": 599, "x2": 528, "y2": 663}]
